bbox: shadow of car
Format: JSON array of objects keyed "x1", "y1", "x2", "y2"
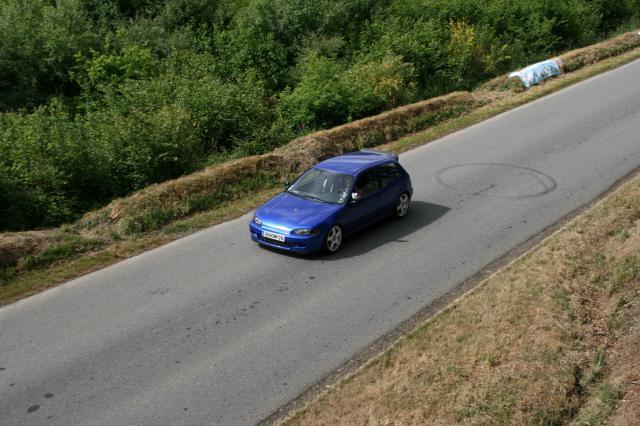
[{"x1": 258, "y1": 201, "x2": 450, "y2": 260}]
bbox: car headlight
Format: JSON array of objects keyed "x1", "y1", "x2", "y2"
[
  {"x1": 292, "y1": 228, "x2": 320, "y2": 236},
  {"x1": 253, "y1": 215, "x2": 262, "y2": 226}
]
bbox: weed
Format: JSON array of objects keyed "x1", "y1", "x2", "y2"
[
  {"x1": 445, "y1": 364, "x2": 464, "y2": 375},
  {"x1": 382, "y1": 351, "x2": 392, "y2": 369},
  {"x1": 108, "y1": 229, "x2": 121, "y2": 241},
  {"x1": 479, "y1": 353, "x2": 497, "y2": 367},
  {"x1": 594, "y1": 348, "x2": 606, "y2": 371},
  {"x1": 533, "y1": 410, "x2": 564, "y2": 426},
  {"x1": 0, "y1": 267, "x2": 16, "y2": 286},
  {"x1": 17, "y1": 235, "x2": 103, "y2": 270},
  {"x1": 406, "y1": 103, "x2": 474, "y2": 134},
  {"x1": 583, "y1": 348, "x2": 607, "y2": 386},
  {"x1": 606, "y1": 297, "x2": 629, "y2": 334},
  {"x1": 575, "y1": 382, "x2": 621, "y2": 425},
  {"x1": 608, "y1": 256, "x2": 638, "y2": 295},
  {"x1": 597, "y1": 383, "x2": 620, "y2": 410},
  {"x1": 589, "y1": 272, "x2": 604, "y2": 285},
  {"x1": 535, "y1": 254, "x2": 549, "y2": 265},
  {"x1": 593, "y1": 253, "x2": 607, "y2": 267},
  {"x1": 616, "y1": 228, "x2": 631, "y2": 240}
]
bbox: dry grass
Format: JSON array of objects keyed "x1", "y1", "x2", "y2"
[
  {"x1": 279, "y1": 92, "x2": 476, "y2": 171},
  {"x1": 561, "y1": 31, "x2": 640, "y2": 72},
  {"x1": 79, "y1": 153, "x2": 286, "y2": 234},
  {"x1": 0, "y1": 230, "x2": 55, "y2": 268},
  {"x1": 281, "y1": 172, "x2": 640, "y2": 426},
  {"x1": 0, "y1": 188, "x2": 278, "y2": 304}
]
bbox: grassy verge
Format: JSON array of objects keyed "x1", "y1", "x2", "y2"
[
  {"x1": 280, "y1": 172, "x2": 640, "y2": 426},
  {"x1": 1, "y1": 32, "x2": 639, "y2": 306},
  {"x1": 0, "y1": 188, "x2": 279, "y2": 304}
]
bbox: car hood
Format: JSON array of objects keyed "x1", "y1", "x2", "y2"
[{"x1": 257, "y1": 192, "x2": 341, "y2": 230}]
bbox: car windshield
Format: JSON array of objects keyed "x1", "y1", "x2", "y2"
[{"x1": 287, "y1": 168, "x2": 353, "y2": 204}]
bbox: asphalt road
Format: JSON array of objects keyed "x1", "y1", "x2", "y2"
[{"x1": 2, "y1": 60, "x2": 640, "y2": 426}]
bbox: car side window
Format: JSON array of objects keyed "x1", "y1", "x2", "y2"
[
  {"x1": 378, "y1": 162, "x2": 402, "y2": 187},
  {"x1": 354, "y1": 168, "x2": 379, "y2": 199}
]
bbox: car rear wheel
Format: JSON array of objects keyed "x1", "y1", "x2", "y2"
[
  {"x1": 324, "y1": 225, "x2": 343, "y2": 253},
  {"x1": 395, "y1": 193, "x2": 410, "y2": 218}
]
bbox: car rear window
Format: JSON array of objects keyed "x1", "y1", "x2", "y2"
[{"x1": 378, "y1": 162, "x2": 401, "y2": 187}]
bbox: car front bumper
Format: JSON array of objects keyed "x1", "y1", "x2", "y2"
[{"x1": 249, "y1": 222, "x2": 324, "y2": 254}]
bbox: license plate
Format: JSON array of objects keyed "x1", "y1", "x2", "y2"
[{"x1": 263, "y1": 231, "x2": 285, "y2": 242}]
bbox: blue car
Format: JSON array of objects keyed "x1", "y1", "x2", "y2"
[{"x1": 249, "y1": 149, "x2": 413, "y2": 254}]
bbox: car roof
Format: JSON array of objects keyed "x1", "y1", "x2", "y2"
[{"x1": 314, "y1": 150, "x2": 398, "y2": 175}]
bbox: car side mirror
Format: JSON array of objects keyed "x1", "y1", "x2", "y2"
[
  {"x1": 350, "y1": 192, "x2": 360, "y2": 203},
  {"x1": 284, "y1": 180, "x2": 290, "y2": 190}
]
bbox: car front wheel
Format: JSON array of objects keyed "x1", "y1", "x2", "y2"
[
  {"x1": 324, "y1": 225, "x2": 343, "y2": 253},
  {"x1": 395, "y1": 192, "x2": 410, "y2": 218}
]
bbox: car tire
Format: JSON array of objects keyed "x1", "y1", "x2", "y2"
[
  {"x1": 324, "y1": 225, "x2": 343, "y2": 253},
  {"x1": 394, "y1": 192, "x2": 410, "y2": 218}
]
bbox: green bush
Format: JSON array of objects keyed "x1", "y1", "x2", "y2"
[
  {"x1": 279, "y1": 52, "x2": 415, "y2": 130},
  {"x1": 0, "y1": 0, "x2": 103, "y2": 110},
  {"x1": 0, "y1": 48, "x2": 276, "y2": 230},
  {"x1": 1, "y1": 0, "x2": 639, "y2": 231}
]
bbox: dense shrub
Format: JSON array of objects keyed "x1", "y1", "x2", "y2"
[
  {"x1": 1, "y1": 0, "x2": 639, "y2": 230},
  {"x1": 279, "y1": 53, "x2": 416, "y2": 130},
  {"x1": 0, "y1": 0, "x2": 102, "y2": 110}
]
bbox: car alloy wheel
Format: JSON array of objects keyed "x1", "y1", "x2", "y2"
[
  {"x1": 395, "y1": 193, "x2": 410, "y2": 218},
  {"x1": 325, "y1": 225, "x2": 343, "y2": 253}
]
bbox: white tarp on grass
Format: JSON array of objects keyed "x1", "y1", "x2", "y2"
[{"x1": 509, "y1": 58, "x2": 563, "y2": 88}]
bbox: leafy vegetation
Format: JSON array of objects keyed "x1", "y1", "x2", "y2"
[{"x1": 1, "y1": 0, "x2": 640, "y2": 230}]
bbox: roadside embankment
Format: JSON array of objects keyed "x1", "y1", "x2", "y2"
[
  {"x1": 561, "y1": 30, "x2": 640, "y2": 72},
  {"x1": 82, "y1": 91, "x2": 475, "y2": 236},
  {"x1": 1, "y1": 30, "x2": 639, "y2": 304},
  {"x1": 0, "y1": 92, "x2": 476, "y2": 269}
]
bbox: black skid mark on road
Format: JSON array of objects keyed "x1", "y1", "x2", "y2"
[{"x1": 436, "y1": 163, "x2": 557, "y2": 199}]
